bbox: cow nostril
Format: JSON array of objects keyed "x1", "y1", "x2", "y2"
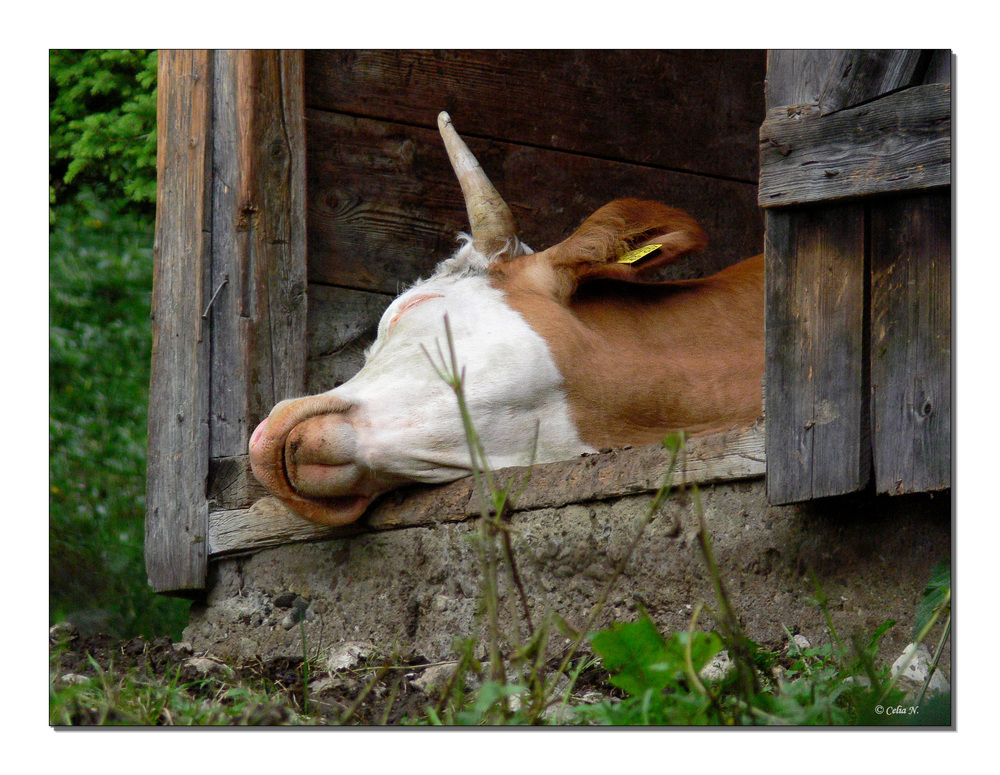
[
  {"x1": 249, "y1": 418, "x2": 268, "y2": 450},
  {"x1": 282, "y1": 412, "x2": 362, "y2": 502},
  {"x1": 286, "y1": 413, "x2": 357, "y2": 468}
]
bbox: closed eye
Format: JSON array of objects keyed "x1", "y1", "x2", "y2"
[{"x1": 387, "y1": 293, "x2": 444, "y2": 333}]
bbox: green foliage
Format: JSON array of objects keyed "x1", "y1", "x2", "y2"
[
  {"x1": 49, "y1": 188, "x2": 189, "y2": 638},
  {"x1": 913, "y1": 559, "x2": 950, "y2": 639},
  {"x1": 49, "y1": 48, "x2": 184, "y2": 638},
  {"x1": 575, "y1": 610, "x2": 926, "y2": 726},
  {"x1": 49, "y1": 651, "x2": 313, "y2": 726},
  {"x1": 591, "y1": 616, "x2": 722, "y2": 697},
  {"x1": 582, "y1": 616, "x2": 723, "y2": 725},
  {"x1": 49, "y1": 50, "x2": 158, "y2": 214},
  {"x1": 452, "y1": 681, "x2": 529, "y2": 725}
]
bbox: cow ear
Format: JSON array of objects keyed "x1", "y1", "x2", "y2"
[{"x1": 546, "y1": 199, "x2": 708, "y2": 283}]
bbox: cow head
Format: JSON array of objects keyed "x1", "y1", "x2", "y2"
[{"x1": 249, "y1": 112, "x2": 761, "y2": 526}]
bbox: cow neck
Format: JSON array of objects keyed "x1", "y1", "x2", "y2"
[{"x1": 493, "y1": 255, "x2": 765, "y2": 448}]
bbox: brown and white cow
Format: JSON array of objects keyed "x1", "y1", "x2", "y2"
[{"x1": 249, "y1": 112, "x2": 764, "y2": 526}]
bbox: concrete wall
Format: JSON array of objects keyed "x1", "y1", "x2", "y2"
[{"x1": 185, "y1": 475, "x2": 951, "y2": 677}]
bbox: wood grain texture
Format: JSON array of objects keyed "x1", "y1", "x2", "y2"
[
  {"x1": 817, "y1": 49, "x2": 924, "y2": 115},
  {"x1": 870, "y1": 191, "x2": 951, "y2": 494},
  {"x1": 922, "y1": 50, "x2": 951, "y2": 85},
  {"x1": 208, "y1": 423, "x2": 766, "y2": 557},
  {"x1": 208, "y1": 50, "x2": 308, "y2": 459},
  {"x1": 146, "y1": 50, "x2": 214, "y2": 594},
  {"x1": 759, "y1": 83, "x2": 951, "y2": 207},
  {"x1": 305, "y1": 285, "x2": 393, "y2": 393},
  {"x1": 765, "y1": 50, "x2": 843, "y2": 109},
  {"x1": 208, "y1": 454, "x2": 269, "y2": 512},
  {"x1": 304, "y1": 49, "x2": 766, "y2": 183},
  {"x1": 764, "y1": 204, "x2": 870, "y2": 505},
  {"x1": 306, "y1": 111, "x2": 764, "y2": 295}
]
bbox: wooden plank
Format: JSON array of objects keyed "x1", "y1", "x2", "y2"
[
  {"x1": 765, "y1": 204, "x2": 870, "y2": 505},
  {"x1": 208, "y1": 423, "x2": 766, "y2": 557},
  {"x1": 759, "y1": 83, "x2": 951, "y2": 207},
  {"x1": 306, "y1": 112, "x2": 764, "y2": 295},
  {"x1": 765, "y1": 50, "x2": 843, "y2": 109},
  {"x1": 145, "y1": 50, "x2": 213, "y2": 594},
  {"x1": 208, "y1": 454, "x2": 269, "y2": 511},
  {"x1": 208, "y1": 50, "x2": 308, "y2": 458},
  {"x1": 870, "y1": 190, "x2": 951, "y2": 494},
  {"x1": 304, "y1": 50, "x2": 766, "y2": 183},
  {"x1": 305, "y1": 285, "x2": 393, "y2": 394},
  {"x1": 922, "y1": 50, "x2": 951, "y2": 85},
  {"x1": 818, "y1": 50, "x2": 924, "y2": 115}
]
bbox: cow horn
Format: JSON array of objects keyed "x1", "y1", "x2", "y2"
[{"x1": 438, "y1": 111, "x2": 519, "y2": 258}]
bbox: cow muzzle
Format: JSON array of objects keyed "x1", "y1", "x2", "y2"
[{"x1": 248, "y1": 394, "x2": 373, "y2": 526}]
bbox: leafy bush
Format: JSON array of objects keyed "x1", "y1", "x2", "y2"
[
  {"x1": 49, "y1": 49, "x2": 189, "y2": 638},
  {"x1": 49, "y1": 189, "x2": 189, "y2": 638},
  {"x1": 50, "y1": 50, "x2": 158, "y2": 214}
]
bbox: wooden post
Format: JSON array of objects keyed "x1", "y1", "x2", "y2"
[
  {"x1": 146, "y1": 50, "x2": 308, "y2": 594},
  {"x1": 146, "y1": 51, "x2": 214, "y2": 593}
]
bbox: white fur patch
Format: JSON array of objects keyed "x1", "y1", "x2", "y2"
[{"x1": 331, "y1": 257, "x2": 591, "y2": 490}]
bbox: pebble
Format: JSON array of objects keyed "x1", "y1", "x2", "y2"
[
  {"x1": 700, "y1": 650, "x2": 734, "y2": 683},
  {"x1": 184, "y1": 656, "x2": 233, "y2": 678},
  {"x1": 279, "y1": 596, "x2": 313, "y2": 630},
  {"x1": 325, "y1": 641, "x2": 375, "y2": 672},
  {"x1": 891, "y1": 642, "x2": 950, "y2": 697},
  {"x1": 49, "y1": 622, "x2": 80, "y2": 646},
  {"x1": 273, "y1": 592, "x2": 298, "y2": 609},
  {"x1": 410, "y1": 662, "x2": 459, "y2": 696}
]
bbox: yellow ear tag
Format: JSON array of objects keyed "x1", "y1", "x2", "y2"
[{"x1": 616, "y1": 244, "x2": 662, "y2": 264}]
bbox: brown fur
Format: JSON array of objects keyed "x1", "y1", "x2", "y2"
[{"x1": 490, "y1": 199, "x2": 764, "y2": 447}]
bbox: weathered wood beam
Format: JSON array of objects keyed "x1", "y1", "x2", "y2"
[
  {"x1": 817, "y1": 49, "x2": 925, "y2": 115},
  {"x1": 764, "y1": 205, "x2": 870, "y2": 505},
  {"x1": 304, "y1": 50, "x2": 766, "y2": 183},
  {"x1": 208, "y1": 423, "x2": 766, "y2": 557},
  {"x1": 306, "y1": 111, "x2": 764, "y2": 295},
  {"x1": 208, "y1": 50, "x2": 308, "y2": 459},
  {"x1": 146, "y1": 50, "x2": 214, "y2": 594},
  {"x1": 870, "y1": 190, "x2": 951, "y2": 494},
  {"x1": 759, "y1": 83, "x2": 951, "y2": 208}
]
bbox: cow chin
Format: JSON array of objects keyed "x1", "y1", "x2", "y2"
[
  {"x1": 273, "y1": 491, "x2": 372, "y2": 529},
  {"x1": 249, "y1": 395, "x2": 375, "y2": 527}
]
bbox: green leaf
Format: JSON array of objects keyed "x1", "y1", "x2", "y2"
[
  {"x1": 913, "y1": 560, "x2": 951, "y2": 639},
  {"x1": 866, "y1": 619, "x2": 896, "y2": 655},
  {"x1": 591, "y1": 615, "x2": 722, "y2": 697},
  {"x1": 676, "y1": 629, "x2": 725, "y2": 676},
  {"x1": 591, "y1": 616, "x2": 672, "y2": 695}
]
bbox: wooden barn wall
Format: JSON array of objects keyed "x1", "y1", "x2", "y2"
[
  {"x1": 300, "y1": 50, "x2": 767, "y2": 393},
  {"x1": 761, "y1": 50, "x2": 951, "y2": 504}
]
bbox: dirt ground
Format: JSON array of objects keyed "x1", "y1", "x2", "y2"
[{"x1": 48, "y1": 627, "x2": 620, "y2": 726}]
